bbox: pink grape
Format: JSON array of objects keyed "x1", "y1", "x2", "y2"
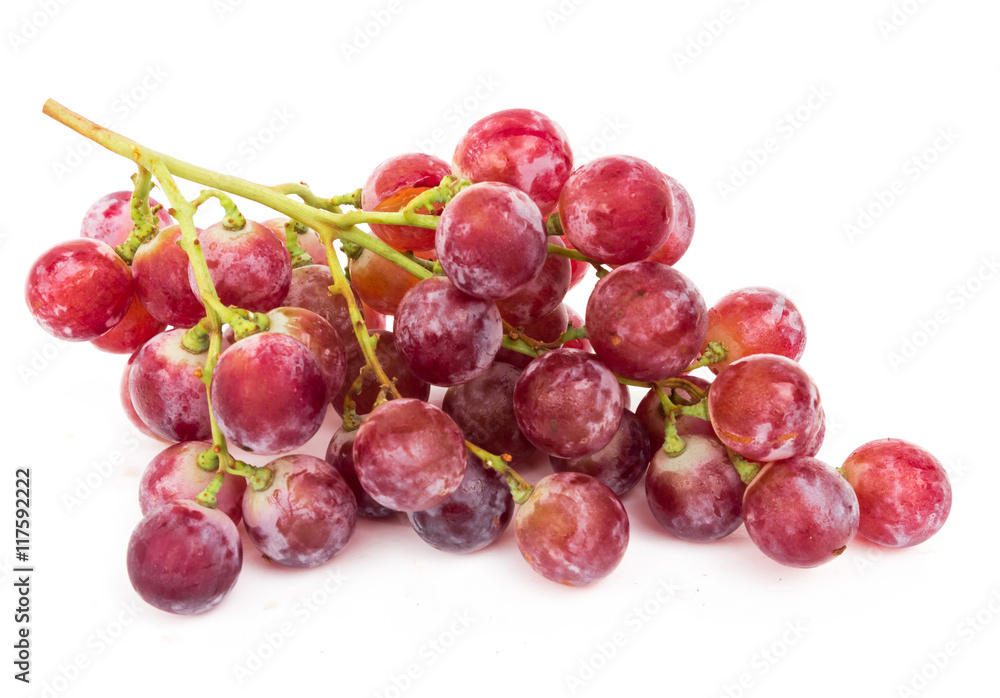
[
  {"x1": 705, "y1": 287, "x2": 806, "y2": 371},
  {"x1": 132, "y1": 224, "x2": 206, "y2": 328},
  {"x1": 325, "y1": 424, "x2": 397, "y2": 519},
  {"x1": 708, "y1": 354, "x2": 822, "y2": 462},
  {"x1": 352, "y1": 399, "x2": 467, "y2": 512},
  {"x1": 549, "y1": 409, "x2": 651, "y2": 496},
  {"x1": 513, "y1": 348, "x2": 623, "y2": 458},
  {"x1": 129, "y1": 328, "x2": 212, "y2": 442},
  {"x1": 559, "y1": 155, "x2": 673, "y2": 265},
  {"x1": 263, "y1": 307, "x2": 347, "y2": 398},
  {"x1": 138, "y1": 441, "x2": 247, "y2": 525},
  {"x1": 25, "y1": 238, "x2": 133, "y2": 341},
  {"x1": 90, "y1": 292, "x2": 165, "y2": 354},
  {"x1": 282, "y1": 265, "x2": 385, "y2": 347},
  {"x1": 120, "y1": 354, "x2": 160, "y2": 440},
  {"x1": 126, "y1": 501, "x2": 241, "y2": 615},
  {"x1": 645, "y1": 434, "x2": 745, "y2": 542},
  {"x1": 453, "y1": 108, "x2": 573, "y2": 216},
  {"x1": 362, "y1": 152, "x2": 451, "y2": 251},
  {"x1": 436, "y1": 182, "x2": 547, "y2": 300},
  {"x1": 841, "y1": 439, "x2": 952, "y2": 548},
  {"x1": 645, "y1": 175, "x2": 695, "y2": 266},
  {"x1": 514, "y1": 472, "x2": 628, "y2": 586},
  {"x1": 742, "y1": 456, "x2": 859, "y2": 568},
  {"x1": 242, "y1": 454, "x2": 357, "y2": 568},
  {"x1": 80, "y1": 190, "x2": 173, "y2": 247},
  {"x1": 496, "y1": 237, "x2": 572, "y2": 326},
  {"x1": 586, "y1": 261, "x2": 707, "y2": 381}
]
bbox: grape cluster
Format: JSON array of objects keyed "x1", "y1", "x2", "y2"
[{"x1": 27, "y1": 105, "x2": 953, "y2": 615}]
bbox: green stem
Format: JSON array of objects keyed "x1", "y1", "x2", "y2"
[
  {"x1": 727, "y1": 448, "x2": 762, "y2": 485},
  {"x1": 189, "y1": 189, "x2": 245, "y2": 230},
  {"x1": 656, "y1": 387, "x2": 687, "y2": 456},
  {"x1": 113, "y1": 166, "x2": 159, "y2": 263},
  {"x1": 685, "y1": 341, "x2": 727, "y2": 372},
  {"x1": 545, "y1": 211, "x2": 564, "y2": 236},
  {"x1": 465, "y1": 441, "x2": 534, "y2": 504},
  {"x1": 282, "y1": 219, "x2": 314, "y2": 267}
]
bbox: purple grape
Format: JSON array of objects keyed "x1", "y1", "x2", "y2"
[
  {"x1": 325, "y1": 424, "x2": 398, "y2": 519},
  {"x1": 332, "y1": 329, "x2": 430, "y2": 416},
  {"x1": 242, "y1": 454, "x2": 357, "y2": 568},
  {"x1": 514, "y1": 472, "x2": 629, "y2": 586},
  {"x1": 126, "y1": 501, "x2": 242, "y2": 615},
  {"x1": 645, "y1": 434, "x2": 745, "y2": 542},
  {"x1": 139, "y1": 441, "x2": 247, "y2": 525},
  {"x1": 407, "y1": 453, "x2": 514, "y2": 553},
  {"x1": 549, "y1": 410, "x2": 651, "y2": 496}
]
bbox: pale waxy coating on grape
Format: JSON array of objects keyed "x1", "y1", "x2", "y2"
[
  {"x1": 708, "y1": 354, "x2": 823, "y2": 462},
  {"x1": 132, "y1": 224, "x2": 206, "y2": 328},
  {"x1": 242, "y1": 454, "x2": 357, "y2": 568},
  {"x1": 742, "y1": 456, "x2": 859, "y2": 568},
  {"x1": 513, "y1": 348, "x2": 623, "y2": 458},
  {"x1": 515, "y1": 472, "x2": 629, "y2": 586},
  {"x1": 352, "y1": 399, "x2": 467, "y2": 512},
  {"x1": 126, "y1": 501, "x2": 242, "y2": 615},
  {"x1": 139, "y1": 441, "x2": 247, "y2": 525},
  {"x1": 586, "y1": 262, "x2": 708, "y2": 382},
  {"x1": 645, "y1": 434, "x2": 745, "y2": 542},
  {"x1": 550, "y1": 410, "x2": 651, "y2": 497},
  {"x1": 841, "y1": 439, "x2": 952, "y2": 548},
  {"x1": 129, "y1": 328, "x2": 212, "y2": 442},
  {"x1": 80, "y1": 190, "x2": 173, "y2": 247},
  {"x1": 705, "y1": 287, "x2": 806, "y2": 370}
]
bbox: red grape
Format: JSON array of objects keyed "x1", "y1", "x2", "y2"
[
  {"x1": 332, "y1": 329, "x2": 430, "y2": 416},
  {"x1": 645, "y1": 175, "x2": 695, "y2": 266},
  {"x1": 841, "y1": 439, "x2": 952, "y2": 548},
  {"x1": 743, "y1": 456, "x2": 859, "y2": 568},
  {"x1": 120, "y1": 354, "x2": 160, "y2": 440},
  {"x1": 80, "y1": 190, "x2": 173, "y2": 247},
  {"x1": 90, "y1": 292, "x2": 165, "y2": 354},
  {"x1": 325, "y1": 424, "x2": 397, "y2": 519},
  {"x1": 394, "y1": 276, "x2": 502, "y2": 386},
  {"x1": 495, "y1": 303, "x2": 570, "y2": 369},
  {"x1": 362, "y1": 152, "x2": 451, "y2": 251},
  {"x1": 550, "y1": 409, "x2": 651, "y2": 496},
  {"x1": 559, "y1": 234, "x2": 590, "y2": 290},
  {"x1": 263, "y1": 307, "x2": 347, "y2": 398},
  {"x1": 562, "y1": 305, "x2": 591, "y2": 352},
  {"x1": 352, "y1": 399, "x2": 467, "y2": 512},
  {"x1": 586, "y1": 261, "x2": 707, "y2": 381},
  {"x1": 708, "y1": 354, "x2": 823, "y2": 462},
  {"x1": 132, "y1": 224, "x2": 205, "y2": 328},
  {"x1": 436, "y1": 182, "x2": 546, "y2": 300},
  {"x1": 704, "y1": 287, "x2": 806, "y2": 371},
  {"x1": 138, "y1": 441, "x2": 247, "y2": 525},
  {"x1": 242, "y1": 454, "x2": 357, "y2": 567},
  {"x1": 211, "y1": 333, "x2": 328, "y2": 454},
  {"x1": 514, "y1": 472, "x2": 628, "y2": 586},
  {"x1": 559, "y1": 155, "x2": 673, "y2": 265},
  {"x1": 453, "y1": 108, "x2": 573, "y2": 216},
  {"x1": 513, "y1": 348, "x2": 623, "y2": 458},
  {"x1": 349, "y1": 246, "x2": 422, "y2": 315},
  {"x1": 496, "y1": 237, "x2": 572, "y2": 325},
  {"x1": 282, "y1": 265, "x2": 385, "y2": 348},
  {"x1": 26, "y1": 238, "x2": 133, "y2": 341},
  {"x1": 645, "y1": 434, "x2": 745, "y2": 542},
  {"x1": 126, "y1": 500, "x2": 241, "y2": 614}
]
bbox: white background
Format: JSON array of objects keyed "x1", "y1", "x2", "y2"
[{"x1": 2, "y1": 0, "x2": 998, "y2": 696}]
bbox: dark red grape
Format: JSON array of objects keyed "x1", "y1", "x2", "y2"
[
  {"x1": 362, "y1": 152, "x2": 451, "y2": 251},
  {"x1": 138, "y1": 441, "x2": 247, "y2": 525},
  {"x1": 514, "y1": 472, "x2": 628, "y2": 586},
  {"x1": 559, "y1": 155, "x2": 673, "y2": 265},
  {"x1": 407, "y1": 453, "x2": 514, "y2": 553},
  {"x1": 129, "y1": 328, "x2": 212, "y2": 442},
  {"x1": 742, "y1": 456, "x2": 859, "y2": 568},
  {"x1": 126, "y1": 501, "x2": 242, "y2": 614},
  {"x1": 708, "y1": 354, "x2": 822, "y2": 462},
  {"x1": 325, "y1": 424, "x2": 397, "y2": 519},
  {"x1": 436, "y1": 182, "x2": 546, "y2": 300},
  {"x1": 352, "y1": 399, "x2": 467, "y2": 512},
  {"x1": 91, "y1": 292, "x2": 165, "y2": 354},
  {"x1": 550, "y1": 409, "x2": 651, "y2": 496},
  {"x1": 645, "y1": 175, "x2": 695, "y2": 266},
  {"x1": 841, "y1": 439, "x2": 952, "y2": 548},
  {"x1": 80, "y1": 190, "x2": 173, "y2": 247},
  {"x1": 282, "y1": 265, "x2": 385, "y2": 349},
  {"x1": 242, "y1": 454, "x2": 357, "y2": 567},
  {"x1": 496, "y1": 237, "x2": 572, "y2": 325},
  {"x1": 132, "y1": 224, "x2": 206, "y2": 328},
  {"x1": 513, "y1": 348, "x2": 623, "y2": 458},
  {"x1": 394, "y1": 276, "x2": 502, "y2": 386},
  {"x1": 332, "y1": 329, "x2": 430, "y2": 416},
  {"x1": 635, "y1": 377, "x2": 714, "y2": 453},
  {"x1": 441, "y1": 362, "x2": 536, "y2": 464},
  {"x1": 645, "y1": 434, "x2": 745, "y2": 542},
  {"x1": 586, "y1": 261, "x2": 707, "y2": 381},
  {"x1": 704, "y1": 287, "x2": 806, "y2": 371},
  {"x1": 495, "y1": 303, "x2": 570, "y2": 369},
  {"x1": 453, "y1": 108, "x2": 573, "y2": 216},
  {"x1": 26, "y1": 238, "x2": 133, "y2": 341}
]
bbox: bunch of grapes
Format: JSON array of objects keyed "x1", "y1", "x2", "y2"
[{"x1": 26, "y1": 101, "x2": 953, "y2": 615}]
